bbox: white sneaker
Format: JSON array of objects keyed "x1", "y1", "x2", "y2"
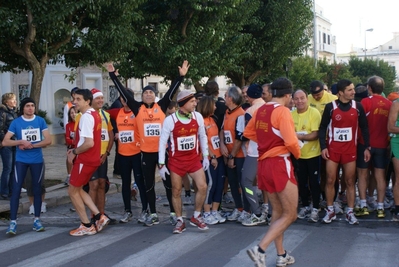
[
  {"x1": 183, "y1": 195, "x2": 192, "y2": 205},
  {"x1": 29, "y1": 205, "x2": 34, "y2": 215},
  {"x1": 120, "y1": 212, "x2": 133, "y2": 223},
  {"x1": 242, "y1": 213, "x2": 266, "y2": 226},
  {"x1": 203, "y1": 213, "x2": 218, "y2": 225},
  {"x1": 138, "y1": 210, "x2": 148, "y2": 224},
  {"x1": 227, "y1": 209, "x2": 241, "y2": 221},
  {"x1": 212, "y1": 211, "x2": 226, "y2": 223},
  {"x1": 297, "y1": 207, "x2": 311, "y2": 219},
  {"x1": 333, "y1": 202, "x2": 343, "y2": 215},
  {"x1": 237, "y1": 210, "x2": 251, "y2": 223},
  {"x1": 41, "y1": 202, "x2": 47, "y2": 213},
  {"x1": 276, "y1": 251, "x2": 295, "y2": 267},
  {"x1": 247, "y1": 245, "x2": 266, "y2": 267},
  {"x1": 21, "y1": 188, "x2": 27, "y2": 193}
]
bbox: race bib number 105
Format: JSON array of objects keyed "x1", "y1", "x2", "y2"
[{"x1": 177, "y1": 135, "x2": 196, "y2": 151}]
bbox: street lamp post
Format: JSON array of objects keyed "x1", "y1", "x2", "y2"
[{"x1": 364, "y1": 28, "x2": 373, "y2": 59}]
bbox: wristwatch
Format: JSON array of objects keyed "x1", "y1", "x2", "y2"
[
  {"x1": 72, "y1": 149, "x2": 78, "y2": 155},
  {"x1": 106, "y1": 151, "x2": 110, "y2": 156},
  {"x1": 211, "y1": 155, "x2": 217, "y2": 159},
  {"x1": 228, "y1": 154, "x2": 234, "y2": 160}
]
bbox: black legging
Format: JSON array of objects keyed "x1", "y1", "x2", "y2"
[
  {"x1": 297, "y1": 156, "x2": 321, "y2": 209},
  {"x1": 119, "y1": 153, "x2": 146, "y2": 212},
  {"x1": 141, "y1": 152, "x2": 159, "y2": 214}
]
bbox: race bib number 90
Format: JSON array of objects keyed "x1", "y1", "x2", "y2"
[
  {"x1": 177, "y1": 135, "x2": 196, "y2": 151},
  {"x1": 333, "y1": 127, "x2": 352, "y2": 142},
  {"x1": 101, "y1": 129, "x2": 109, "y2": 141},
  {"x1": 119, "y1": 131, "x2": 134, "y2": 143},
  {"x1": 144, "y1": 123, "x2": 161, "y2": 137},
  {"x1": 21, "y1": 128, "x2": 41, "y2": 142}
]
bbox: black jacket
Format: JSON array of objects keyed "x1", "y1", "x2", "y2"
[{"x1": 0, "y1": 104, "x2": 18, "y2": 142}]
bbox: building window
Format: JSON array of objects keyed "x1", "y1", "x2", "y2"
[
  {"x1": 19, "y1": 85, "x2": 30, "y2": 101},
  {"x1": 323, "y1": 33, "x2": 326, "y2": 44},
  {"x1": 389, "y1": 46, "x2": 393, "y2": 49},
  {"x1": 328, "y1": 35, "x2": 330, "y2": 45}
]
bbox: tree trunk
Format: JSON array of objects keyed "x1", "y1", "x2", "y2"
[{"x1": 29, "y1": 64, "x2": 45, "y2": 108}]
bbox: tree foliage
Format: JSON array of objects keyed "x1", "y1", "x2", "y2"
[
  {"x1": 117, "y1": 0, "x2": 313, "y2": 89},
  {"x1": 0, "y1": 0, "x2": 145, "y2": 107},
  {"x1": 348, "y1": 56, "x2": 396, "y2": 94}
]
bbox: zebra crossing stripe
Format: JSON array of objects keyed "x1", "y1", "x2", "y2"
[
  {"x1": 224, "y1": 229, "x2": 311, "y2": 267},
  {"x1": 0, "y1": 227, "x2": 66, "y2": 254},
  {"x1": 114, "y1": 228, "x2": 225, "y2": 267},
  {"x1": 338, "y1": 232, "x2": 399, "y2": 267},
  {"x1": 8, "y1": 226, "x2": 146, "y2": 267}
]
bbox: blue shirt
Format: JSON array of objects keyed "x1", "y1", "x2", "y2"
[{"x1": 8, "y1": 115, "x2": 48, "y2": 164}]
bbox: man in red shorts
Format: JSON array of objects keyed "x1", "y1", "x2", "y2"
[
  {"x1": 244, "y1": 77, "x2": 301, "y2": 267},
  {"x1": 158, "y1": 90, "x2": 210, "y2": 234},
  {"x1": 67, "y1": 89, "x2": 110, "y2": 236},
  {"x1": 319, "y1": 79, "x2": 370, "y2": 225}
]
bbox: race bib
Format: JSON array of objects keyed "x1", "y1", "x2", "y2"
[
  {"x1": 101, "y1": 129, "x2": 109, "y2": 141},
  {"x1": 144, "y1": 123, "x2": 161, "y2": 137},
  {"x1": 333, "y1": 127, "x2": 352, "y2": 142},
  {"x1": 224, "y1": 130, "x2": 233, "y2": 144},
  {"x1": 119, "y1": 130, "x2": 134, "y2": 143},
  {"x1": 21, "y1": 128, "x2": 41, "y2": 142},
  {"x1": 296, "y1": 131, "x2": 308, "y2": 145},
  {"x1": 177, "y1": 135, "x2": 196, "y2": 151},
  {"x1": 211, "y1": 135, "x2": 220, "y2": 150}
]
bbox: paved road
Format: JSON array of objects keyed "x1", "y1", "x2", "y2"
[{"x1": 1, "y1": 192, "x2": 398, "y2": 267}]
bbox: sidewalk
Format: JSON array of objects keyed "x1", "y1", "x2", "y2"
[{"x1": 0, "y1": 144, "x2": 167, "y2": 215}]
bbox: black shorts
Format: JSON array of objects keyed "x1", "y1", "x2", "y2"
[
  {"x1": 90, "y1": 157, "x2": 108, "y2": 181},
  {"x1": 356, "y1": 143, "x2": 388, "y2": 169}
]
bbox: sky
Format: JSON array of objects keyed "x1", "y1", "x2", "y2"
[{"x1": 316, "y1": 0, "x2": 398, "y2": 54}]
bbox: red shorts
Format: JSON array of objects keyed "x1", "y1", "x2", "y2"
[
  {"x1": 168, "y1": 157, "x2": 203, "y2": 177},
  {"x1": 328, "y1": 150, "x2": 356, "y2": 164},
  {"x1": 257, "y1": 156, "x2": 297, "y2": 193},
  {"x1": 70, "y1": 163, "x2": 99, "y2": 187}
]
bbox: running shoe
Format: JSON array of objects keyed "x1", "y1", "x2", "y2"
[
  {"x1": 144, "y1": 213, "x2": 159, "y2": 227},
  {"x1": 355, "y1": 207, "x2": 369, "y2": 216},
  {"x1": 376, "y1": 209, "x2": 385, "y2": 218},
  {"x1": 227, "y1": 208, "x2": 241, "y2": 221},
  {"x1": 223, "y1": 192, "x2": 233, "y2": 204},
  {"x1": 120, "y1": 212, "x2": 133, "y2": 223},
  {"x1": 183, "y1": 195, "x2": 192, "y2": 205},
  {"x1": 237, "y1": 210, "x2": 251, "y2": 223},
  {"x1": 41, "y1": 202, "x2": 47, "y2": 213},
  {"x1": 21, "y1": 188, "x2": 27, "y2": 193},
  {"x1": 96, "y1": 214, "x2": 110, "y2": 232},
  {"x1": 333, "y1": 202, "x2": 344, "y2": 215},
  {"x1": 297, "y1": 207, "x2": 311, "y2": 219},
  {"x1": 322, "y1": 209, "x2": 336, "y2": 224},
  {"x1": 392, "y1": 213, "x2": 399, "y2": 222},
  {"x1": 203, "y1": 213, "x2": 218, "y2": 225},
  {"x1": 190, "y1": 215, "x2": 209, "y2": 230},
  {"x1": 169, "y1": 212, "x2": 177, "y2": 225},
  {"x1": 137, "y1": 210, "x2": 148, "y2": 224},
  {"x1": 242, "y1": 213, "x2": 266, "y2": 226},
  {"x1": 29, "y1": 205, "x2": 34, "y2": 215},
  {"x1": 104, "y1": 213, "x2": 117, "y2": 225},
  {"x1": 70, "y1": 224, "x2": 97, "y2": 236},
  {"x1": 276, "y1": 251, "x2": 295, "y2": 267},
  {"x1": 212, "y1": 211, "x2": 226, "y2": 223},
  {"x1": 247, "y1": 245, "x2": 266, "y2": 267},
  {"x1": 384, "y1": 197, "x2": 394, "y2": 209},
  {"x1": 173, "y1": 219, "x2": 186, "y2": 234},
  {"x1": 6, "y1": 222, "x2": 17, "y2": 235},
  {"x1": 33, "y1": 219, "x2": 45, "y2": 232},
  {"x1": 346, "y1": 211, "x2": 359, "y2": 225},
  {"x1": 308, "y1": 209, "x2": 319, "y2": 223}
]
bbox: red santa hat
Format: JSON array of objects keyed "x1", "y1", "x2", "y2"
[{"x1": 91, "y1": 88, "x2": 103, "y2": 99}]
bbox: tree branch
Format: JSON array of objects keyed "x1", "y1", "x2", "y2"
[{"x1": 181, "y1": 11, "x2": 194, "y2": 41}]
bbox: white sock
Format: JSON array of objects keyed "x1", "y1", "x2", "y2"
[
  {"x1": 360, "y1": 199, "x2": 367, "y2": 208},
  {"x1": 193, "y1": 211, "x2": 201, "y2": 218}
]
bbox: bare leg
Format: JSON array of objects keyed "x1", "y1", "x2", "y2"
[
  {"x1": 258, "y1": 181, "x2": 298, "y2": 254},
  {"x1": 343, "y1": 162, "x2": 356, "y2": 208},
  {"x1": 325, "y1": 160, "x2": 339, "y2": 206},
  {"x1": 189, "y1": 169, "x2": 207, "y2": 213},
  {"x1": 170, "y1": 172, "x2": 183, "y2": 217}
]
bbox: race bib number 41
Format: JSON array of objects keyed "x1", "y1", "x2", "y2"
[
  {"x1": 21, "y1": 128, "x2": 41, "y2": 142},
  {"x1": 177, "y1": 135, "x2": 196, "y2": 151},
  {"x1": 333, "y1": 127, "x2": 352, "y2": 142},
  {"x1": 144, "y1": 123, "x2": 161, "y2": 137}
]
